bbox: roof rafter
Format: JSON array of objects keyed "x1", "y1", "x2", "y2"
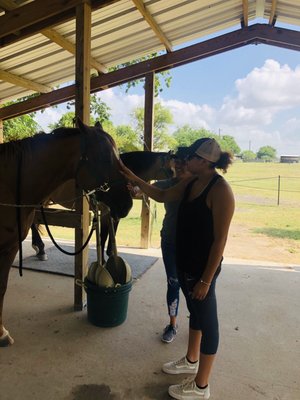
[
  {"x1": 131, "y1": 0, "x2": 172, "y2": 52},
  {"x1": 0, "y1": 0, "x2": 121, "y2": 47},
  {"x1": 1, "y1": 23, "x2": 299, "y2": 120},
  {"x1": 269, "y1": 0, "x2": 278, "y2": 25},
  {"x1": 242, "y1": 0, "x2": 249, "y2": 27},
  {"x1": 0, "y1": 69, "x2": 52, "y2": 93},
  {"x1": 41, "y1": 29, "x2": 107, "y2": 73}
]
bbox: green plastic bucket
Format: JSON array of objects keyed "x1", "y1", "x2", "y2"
[{"x1": 84, "y1": 278, "x2": 132, "y2": 327}]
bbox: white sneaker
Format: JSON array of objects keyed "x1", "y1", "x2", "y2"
[
  {"x1": 162, "y1": 356, "x2": 199, "y2": 375},
  {"x1": 169, "y1": 377, "x2": 210, "y2": 399}
]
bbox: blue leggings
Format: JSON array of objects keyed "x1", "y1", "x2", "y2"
[
  {"x1": 161, "y1": 239, "x2": 180, "y2": 318},
  {"x1": 178, "y1": 271, "x2": 219, "y2": 355}
]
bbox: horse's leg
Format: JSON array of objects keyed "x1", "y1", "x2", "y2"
[
  {"x1": 107, "y1": 219, "x2": 120, "y2": 257},
  {"x1": 0, "y1": 245, "x2": 18, "y2": 347},
  {"x1": 31, "y1": 224, "x2": 48, "y2": 261}
]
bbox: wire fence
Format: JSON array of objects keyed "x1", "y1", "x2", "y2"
[{"x1": 227, "y1": 175, "x2": 300, "y2": 206}]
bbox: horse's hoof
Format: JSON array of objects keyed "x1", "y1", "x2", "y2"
[
  {"x1": 0, "y1": 328, "x2": 14, "y2": 347},
  {"x1": 32, "y1": 245, "x2": 48, "y2": 261},
  {"x1": 37, "y1": 253, "x2": 48, "y2": 261}
]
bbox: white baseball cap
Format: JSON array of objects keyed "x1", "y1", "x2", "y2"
[{"x1": 187, "y1": 138, "x2": 221, "y2": 163}]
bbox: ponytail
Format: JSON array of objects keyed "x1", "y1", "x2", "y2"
[{"x1": 212, "y1": 151, "x2": 233, "y2": 173}]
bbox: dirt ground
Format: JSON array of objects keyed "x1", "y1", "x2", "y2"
[{"x1": 224, "y1": 224, "x2": 299, "y2": 265}]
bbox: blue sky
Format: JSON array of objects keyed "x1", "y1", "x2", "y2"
[{"x1": 35, "y1": 33, "x2": 300, "y2": 156}]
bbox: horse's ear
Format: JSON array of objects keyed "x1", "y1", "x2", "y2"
[
  {"x1": 95, "y1": 120, "x2": 103, "y2": 130},
  {"x1": 77, "y1": 118, "x2": 86, "y2": 132}
]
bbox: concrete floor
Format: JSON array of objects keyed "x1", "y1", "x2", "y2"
[{"x1": 1, "y1": 248, "x2": 299, "y2": 400}]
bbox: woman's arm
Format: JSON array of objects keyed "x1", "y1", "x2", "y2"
[
  {"x1": 192, "y1": 180, "x2": 235, "y2": 300},
  {"x1": 120, "y1": 161, "x2": 194, "y2": 203}
]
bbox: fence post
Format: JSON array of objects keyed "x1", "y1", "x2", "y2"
[{"x1": 277, "y1": 175, "x2": 281, "y2": 206}]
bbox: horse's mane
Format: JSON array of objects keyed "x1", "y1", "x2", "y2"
[
  {"x1": 120, "y1": 151, "x2": 168, "y2": 175},
  {"x1": 0, "y1": 128, "x2": 81, "y2": 160}
]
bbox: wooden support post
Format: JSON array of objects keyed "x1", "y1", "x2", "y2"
[
  {"x1": 141, "y1": 72, "x2": 154, "y2": 248},
  {"x1": 0, "y1": 119, "x2": 3, "y2": 143},
  {"x1": 74, "y1": 1, "x2": 91, "y2": 311}
]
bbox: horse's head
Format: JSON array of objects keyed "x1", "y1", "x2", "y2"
[
  {"x1": 76, "y1": 119, "x2": 132, "y2": 219},
  {"x1": 120, "y1": 151, "x2": 173, "y2": 181}
]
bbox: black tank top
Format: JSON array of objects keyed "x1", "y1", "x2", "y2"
[{"x1": 176, "y1": 174, "x2": 222, "y2": 277}]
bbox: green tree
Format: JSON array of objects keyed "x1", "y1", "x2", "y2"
[
  {"x1": 63, "y1": 94, "x2": 111, "y2": 127},
  {"x1": 241, "y1": 150, "x2": 256, "y2": 162},
  {"x1": 257, "y1": 146, "x2": 277, "y2": 161},
  {"x1": 115, "y1": 125, "x2": 141, "y2": 152},
  {"x1": 173, "y1": 125, "x2": 208, "y2": 146},
  {"x1": 173, "y1": 126, "x2": 240, "y2": 155},
  {"x1": 90, "y1": 94, "x2": 111, "y2": 123},
  {"x1": 133, "y1": 102, "x2": 176, "y2": 151},
  {"x1": 49, "y1": 95, "x2": 112, "y2": 131},
  {"x1": 220, "y1": 135, "x2": 240, "y2": 155},
  {"x1": 114, "y1": 53, "x2": 172, "y2": 97},
  {"x1": 3, "y1": 114, "x2": 40, "y2": 142}
]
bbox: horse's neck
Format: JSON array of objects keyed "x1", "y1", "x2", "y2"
[
  {"x1": 141, "y1": 154, "x2": 166, "y2": 181},
  {"x1": 23, "y1": 134, "x2": 80, "y2": 204}
]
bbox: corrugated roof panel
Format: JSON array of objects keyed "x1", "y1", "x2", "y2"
[
  {"x1": 93, "y1": 36, "x2": 164, "y2": 67},
  {"x1": 1, "y1": 43, "x2": 67, "y2": 71},
  {"x1": 272, "y1": 0, "x2": 300, "y2": 26},
  {"x1": 1, "y1": 34, "x2": 50, "y2": 60},
  {"x1": 0, "y1": 0, "x2": 300, "y2": 105},
  {"x1": 0, "y1": 83, "x2": 34, "y2": 103},
  {"x1": 91, "y1": 25, "x2": 161, "y2": 57},
  {"x1": 92, "y1": 0, "x2": 136, "y2": 22},
  {"x1": 145, "y1": 0, "x2": 243, "y2": 48}
]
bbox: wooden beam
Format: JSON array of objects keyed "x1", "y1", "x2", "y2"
[
  {"x1": 0, "y1": 0, "x2": 83, "y2": 38},
  {"x1": 140, "y1": 72, "x2": 154, "y2": 249},
  {"x1": 143, "y1": 72, "x2": 154, "y2": 152},
  {"x1": 1, "y1": 24, "x2": 300, "y2": 120},
  {"x1": 0, "y1": 118, "x2": 3, "y2": 143},
  {"x1": 74, "y1": 1, "x2": 91, "y2": 311},
  {"x1": 132, "y1": 0, "x2": 172, "y2": 52},
  {"x1": 242, "y1": 0, "x2": 249, "y2": 27},
  {"x1": 0, "y1": 0, "x2": 121, "y2": 47},
  {"x1": 34, "y1": 208, "x2": 92, "y2": 228},
  {"x1": 269, "y1": 0, "x2": 277, "y2": 25},
  {"x1": 0, "y1": 69, "x2": 52, "y2": 93}
]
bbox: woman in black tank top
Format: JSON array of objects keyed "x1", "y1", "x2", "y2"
[{"x1": 120, "y1": 138, "x2": 235, "y2": 400}]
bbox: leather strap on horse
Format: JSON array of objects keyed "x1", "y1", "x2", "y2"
[{"x1": 16, "y1": 151, "x2": 23, "y2": 277}]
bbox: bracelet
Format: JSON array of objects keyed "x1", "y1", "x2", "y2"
[{"x1": 200, "y1": 279, "x2": 211, "y2": 287}]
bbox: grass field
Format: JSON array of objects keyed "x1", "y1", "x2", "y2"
[{"x1": 46, "y1": 162, "x2": 300, "y2": 258}]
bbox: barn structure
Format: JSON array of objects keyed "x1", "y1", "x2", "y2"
[
  {"x1": 280, "y1": 155, "x2": 300, "y2": 163},
  {"x1": 0, "y1": 0, "x2": 300, "y2": 311}
]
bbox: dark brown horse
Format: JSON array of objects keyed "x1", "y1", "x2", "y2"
[
  {"x1": 0, "y1": 119, "x2": 132, "y2": 347},
  {"x1": 31, "y1": 151, "x2": 173, "y2": 260}
]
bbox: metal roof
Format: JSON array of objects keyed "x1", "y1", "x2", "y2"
[{"x1": 0, "y1": 0, "x2": 300, "y2": 106}]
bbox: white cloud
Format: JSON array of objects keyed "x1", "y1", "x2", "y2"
[
  {"x1": 96, "y1": 89, "x2": 143, "y2": 126},
  {"x1": 160, "y1": 99, "x2": 215, "y2": 131},
  {"x1": 235, "y1": 60, "x2": 300, "y2": 108},
  {"x1": 35, "y1": 107, "x2": 66, "y2": 131},
  {"x1": 33, "y1": 60, "x2": 300, "y2": 155}
]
